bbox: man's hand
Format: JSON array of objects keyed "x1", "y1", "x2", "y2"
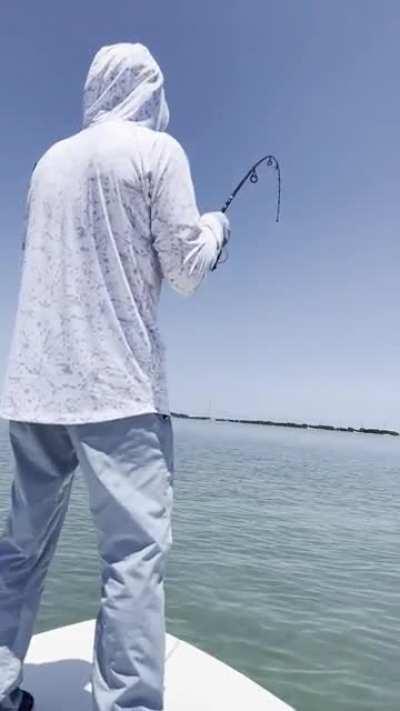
[
  {"x1": 212, "y1": 211, "x2": 231, "y2": 247},
  {"x1": 198, "y1": 212, "x2": 231, "y2": 271}
]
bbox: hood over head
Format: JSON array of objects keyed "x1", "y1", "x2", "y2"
[{"x1": 82, "y1": 43, "x2": 169, "y2": 131}]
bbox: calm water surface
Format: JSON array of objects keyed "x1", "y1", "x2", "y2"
[{"x1": 0, "y1": 418, "x2": 399, "y2": 711}]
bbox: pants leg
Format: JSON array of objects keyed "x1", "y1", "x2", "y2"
[
  {"x1": 67, "y1": 413, "x2": 174, "y2": 711},
  {"x1": 0, "y1": 422, "x2": 77, "y2": 710}
]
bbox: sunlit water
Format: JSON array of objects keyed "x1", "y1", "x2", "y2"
[{"x1": 0, "y1": 418, "x2": 399, "y2": 710}]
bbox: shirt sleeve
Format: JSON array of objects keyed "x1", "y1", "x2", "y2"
[{"x1": 149, "y1": 134, "x2": 225, "y2": 295}]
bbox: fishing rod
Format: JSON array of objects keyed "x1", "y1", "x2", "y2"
[{"x1": 212, "y1": 154, "x2": 281, "y2": 271}]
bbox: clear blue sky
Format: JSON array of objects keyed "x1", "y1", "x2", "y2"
[{"x1": 1, "y1": 1, "x2": 399, "y2": 429}]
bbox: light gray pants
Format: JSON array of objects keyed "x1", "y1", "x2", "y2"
[{"x1": 0, "y1": 414, "x2": 174, "y2": 711}]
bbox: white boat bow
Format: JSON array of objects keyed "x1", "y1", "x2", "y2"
[{"x1": 25, "y1": 620, "x2": 294, "y2": 710}]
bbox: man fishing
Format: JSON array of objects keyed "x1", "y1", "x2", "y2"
[{"x1": 0, "y1": 43, "x2": 230, "y2": 711}]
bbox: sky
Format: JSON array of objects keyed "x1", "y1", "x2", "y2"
[{"x1": 0, "y1": 1, "x2": 399, "y2": 429}]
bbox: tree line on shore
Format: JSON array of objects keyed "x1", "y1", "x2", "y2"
[{"x1": 170, "y1": 413, "x2": 399, "y2": 437}]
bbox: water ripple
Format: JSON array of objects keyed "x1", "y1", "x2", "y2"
[{"x1": 1, "y1": 419, "x2": 400, "y2": 710}]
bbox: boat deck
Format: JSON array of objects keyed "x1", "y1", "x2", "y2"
[{"x1": 25, "y1": 620, "x2": 294, "y2": 710}]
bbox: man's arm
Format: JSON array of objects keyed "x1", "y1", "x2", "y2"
[{"x1": 150, "y1": 134, "x2": 230, "y2": 295}]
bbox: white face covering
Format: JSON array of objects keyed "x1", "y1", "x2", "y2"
[{"x1": 82, "y1": 43, "x2": 170, "y2": 131}]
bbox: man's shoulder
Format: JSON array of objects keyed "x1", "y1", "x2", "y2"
[
  {"x1": 149, "y1": 130, "x2": 188, "y2": 164},
  {"x1": 154, "y1": 130, "x2": 184, "y2": 152},
  {"x1": 31, "y1": 125, "x2": 187, "y2": 181},
  {"x1": 32, "y1": 133, "x2": 78, "y2": 177}
]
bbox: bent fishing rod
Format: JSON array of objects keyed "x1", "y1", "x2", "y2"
[{"x1": 212, "y1": 154, "x2": 281, "y2": 271}]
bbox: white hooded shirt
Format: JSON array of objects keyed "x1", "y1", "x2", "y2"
[{"x1": 0, "y1": 43, "x2": 228, "y2": 424}]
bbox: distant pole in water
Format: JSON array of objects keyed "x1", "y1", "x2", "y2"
[{"x1": 212, "y1": 154, "x2": 281, "y2": 271}]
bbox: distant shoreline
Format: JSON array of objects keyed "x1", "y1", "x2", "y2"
[{"x1": 170, "y1": 413, "x2": 399, "y2": 438}]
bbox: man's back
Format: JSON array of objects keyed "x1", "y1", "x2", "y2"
[
  {"x1": 1, "y1": 120, "x2": 171, "y2": 423},
  {"x1": 0, "y1": 42, "x2": 227, "y2": 425}
]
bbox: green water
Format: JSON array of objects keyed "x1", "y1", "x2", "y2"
[{"x1": 0, "y1": 418, "x2": 399, "y2": 710}]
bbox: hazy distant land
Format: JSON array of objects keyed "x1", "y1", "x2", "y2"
[{"x1": 171, "y1": 413, "x2": 399, "y2": 437}]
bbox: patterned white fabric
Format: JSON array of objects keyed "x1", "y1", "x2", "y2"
[
  {"x1": 82, "y1": 43, "x2": 170, "y2": 131},
  {"x1": 0, "y1": 44, "x2": 230, "y2": 424}
]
